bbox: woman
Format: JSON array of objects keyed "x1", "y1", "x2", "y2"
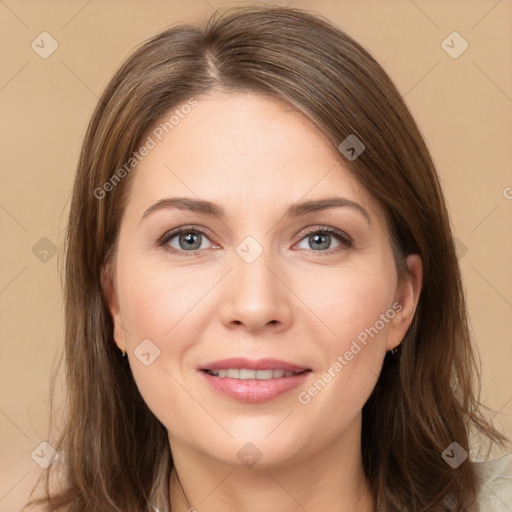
[{"x1": 25, "y1": 5, "x2": 511, "y2": 512}]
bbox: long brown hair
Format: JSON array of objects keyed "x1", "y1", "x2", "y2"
[{"x1": 26, "y1": 5, "x2": 509, "y2": 512}]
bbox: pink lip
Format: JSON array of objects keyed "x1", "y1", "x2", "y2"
[
  {"x1": 200, "y1": 370, "x2": 311, "y2": 403},
  {"x1": 200, "y1": 357, "x2": 309, "y2": 373}
]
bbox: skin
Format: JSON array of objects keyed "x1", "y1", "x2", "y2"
[{"x1": 102, "y1": 91, "x2": 422, "y2": 512}]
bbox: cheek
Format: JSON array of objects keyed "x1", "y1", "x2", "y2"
[
  {"x1": 310, "y1": 284, "x2": 395, "y2": 422},
  {"x1": 293, "y1": 263, "x2": 395, "y2": 411},
  {"x1": 115, "y1": 254, "x2": 218, "y2": 415},
  {"x1": 299, "y1": 262, "x2": 396, "y2": 347},
  {"x1": 117, "y1": 254, "x2": 208, "y2": 344},
  {"x1": 116, "y1": 265, "x2": 202, "y2": 426}
]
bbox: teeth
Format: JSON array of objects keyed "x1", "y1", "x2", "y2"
[{"x1": 207, "y1": 369, "x2": 298, "y2": 379}]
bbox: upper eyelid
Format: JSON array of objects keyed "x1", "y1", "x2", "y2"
[{"x1": 159, "y1": 225, "x2": 215, "y2": 243}]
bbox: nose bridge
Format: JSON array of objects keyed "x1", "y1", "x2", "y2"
[
  {"x1": 233, "y1": 239, "x2": 281, "y2": 303},
  {"x1": 219, "y1": 235, "x2": 291, "y2": 330}
]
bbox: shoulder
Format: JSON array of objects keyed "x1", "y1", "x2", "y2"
[{"x1": 473, "y1": 452, "x2": 512, "y2": 511}]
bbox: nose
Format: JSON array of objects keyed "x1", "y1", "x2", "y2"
[{"x1": 219, "y1": 249, "x2": 292, "y2": 334}]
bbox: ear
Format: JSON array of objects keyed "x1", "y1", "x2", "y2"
[
  {"x1": 386, "y1": 254, "x2": 423, "y2": 352},
  {"x1": 100, "y1": 264, "x2": 127, "y2": 352}
]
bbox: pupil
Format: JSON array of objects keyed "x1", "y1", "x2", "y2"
[
  {"x1": 180, "y1": 233, "x2": 201, "y2": 250},
  {"x1": 311, "y1": 233, "x2": 329, "y2": 250}
]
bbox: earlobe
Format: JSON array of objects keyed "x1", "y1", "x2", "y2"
[{"x1": 387, "y1": 254, "x2": 423, "y2": 351}]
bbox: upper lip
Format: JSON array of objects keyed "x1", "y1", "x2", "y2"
[{"x1": 200, "y1": 358, "x2": 310, "y2": 373}]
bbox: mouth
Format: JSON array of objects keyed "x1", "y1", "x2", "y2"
[
  {"x1": 200, "y1": 357, "x2": 311, "y2": 377},
  {"x1": 202, "y1": 368, "x2": 311, "y2": 379},
  {"x1": 199, "y1": 357, "x2": 312, "y2": 403}
]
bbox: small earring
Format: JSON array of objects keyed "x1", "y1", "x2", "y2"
[
  {"x1": 120, "y1": 348, "x2": 127, "y2": 358},
  {"x1": 390, "y1": 345, "x2": 401, "y2": 360}
]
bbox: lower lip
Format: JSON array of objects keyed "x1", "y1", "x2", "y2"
[{"x1": 200, "y1": 370, "x2": 311, "y2": 403}]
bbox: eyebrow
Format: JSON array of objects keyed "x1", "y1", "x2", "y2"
[{"x1": 140, "y1": 196, "x2": 371, "y2": 225}]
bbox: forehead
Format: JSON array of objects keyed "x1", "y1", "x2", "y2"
[{"x1": 125, "y1": 91, "x2": 383, "y2": 223}]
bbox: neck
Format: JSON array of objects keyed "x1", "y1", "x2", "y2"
[{"x1": 168, "y1": 415, "x2": 375, "y2": 512}]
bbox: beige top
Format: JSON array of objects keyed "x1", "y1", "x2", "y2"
[{"x1": 474, "y1": 452, "x2": 512, "y2": 511}]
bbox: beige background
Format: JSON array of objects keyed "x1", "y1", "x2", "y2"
[{"x1": 1, "y1": 0, "x2": 511, "y2": 510}]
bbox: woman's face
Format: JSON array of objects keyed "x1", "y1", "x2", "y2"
[{"x1": 103, "y1": 91, "x2": 421, "y2": 468}]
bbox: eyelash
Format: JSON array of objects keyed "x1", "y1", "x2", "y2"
[{"x1": 158, "y1": 225, "x2": 353, "y2": 257}]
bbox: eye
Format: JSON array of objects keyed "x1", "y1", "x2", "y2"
[
  {"x1": 159, "y1": 226, "x2": 216, "y2": 256},
  {"x1": 158, "y1": 225, "x2": 352, "y2": 256},
  {"x1": 294, "y1": 227, "x2": 352, "y2": 255}
]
